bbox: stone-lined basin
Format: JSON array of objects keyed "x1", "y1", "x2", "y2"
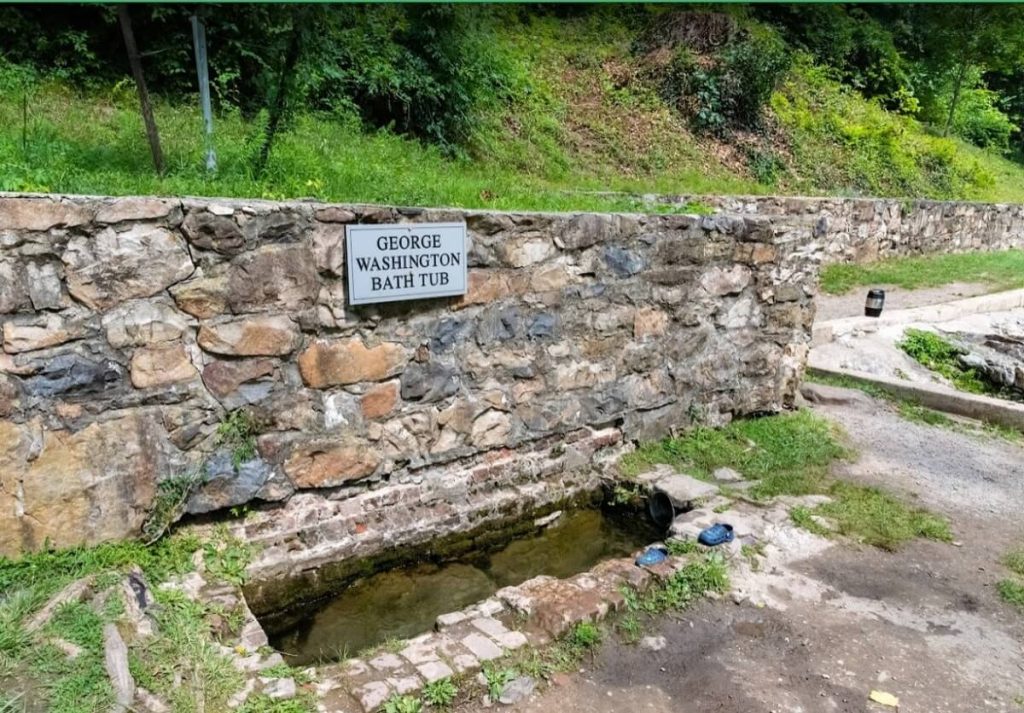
[{"x1": 259, "y1": 503, "x2": 661, "y2": 665}]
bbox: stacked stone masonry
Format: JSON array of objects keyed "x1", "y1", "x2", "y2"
[
  {"x1": 2, "y1": 192, "x2": 1019, "y2": 571},
  {"x1": 670, "y1": 194, "x2": 1024, "y2": 263}
]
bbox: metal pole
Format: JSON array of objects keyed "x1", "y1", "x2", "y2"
[{"x1": 191, "y1": 14, "x2": 217, "y2": 172}]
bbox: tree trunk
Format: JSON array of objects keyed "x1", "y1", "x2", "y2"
[
  {"x1": 118, "y1": 5, "x2": 164, "y2": 175},
  {"x1": 255, "y1": 10, "x2": 304, "y2": 176}
]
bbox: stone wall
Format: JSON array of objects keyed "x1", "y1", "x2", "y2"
[
  {"x1": 0, "y1": 193, "x2": 817, "y2": 562},
  {"x1": 669, "y1": 194, "x2": 1024, "y2": 263}
]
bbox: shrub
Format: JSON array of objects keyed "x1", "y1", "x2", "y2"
[
  {"x1": 953, "y1": 87, "x2": 1016, "y2": 152},
  {"x1": 654, "y1": 26, "x2": 791, "y2": 136}
]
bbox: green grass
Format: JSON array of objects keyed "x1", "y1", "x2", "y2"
[
  {"x1": 807, "y1": 371, "x2": 1024, "y2": 445},
  {"x1": 621, "y1": 554, "x2": 729, "y2": 615},
  {"x1": 820, "y1": 250, "x2": 1024, "y2": 295},
  {"x1": 5, "y1": 14, "x2": 1024, "y2": 211},
  {"x1": 0, "y1": 70, "x2": 750, "y2": 214},
  {"x1": 422, "y1": 678, "x2": 458, "y2": 708},
  {"x1": 626, "y1": 409, "x2": 953, "y2": 550},
  {"x1": 0, "y1": 530, "x2": 260, "y2": 713},
  {"x1": 998, "y1": 579, "x2": 1024, "y2": 610},
  {"x1": 817, "y1": 482, "x2": 952, "y2": 551},
  {"x1": 1001, "y1": 546, "x2": 1024, "y2": 612},
  {"x1": 898, "y1": 328, "x2": 995, "y2": 395},
  {"x1": 622, "y1": 410, "x2": 850, "y2": 499},
  {"x1": 772, "y1": 58, "x2": 1024, "y2": 203},
  {"x1": 1005, "y1": 548, "x2": 1024, "y2": 577}
]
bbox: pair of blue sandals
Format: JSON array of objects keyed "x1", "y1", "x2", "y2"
[{"x1": 635, "y1": 523, "x2": 734, "y2": 566}]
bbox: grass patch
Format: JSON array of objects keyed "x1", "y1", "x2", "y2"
[
  {"x1": 807, "y1": 371, "x2": 1024, "y2": 446},
  {"x1": 1005, "y1": 548, "x2": 1024, "y2": 577},
  {"x1": 621, "y1": 554, "x2": 729, "y2": 615},
  {"x1": 820, "y1": 250, "x2": 1024, "y2": 295},
  {"x1": 816, "y1": 482, "x2": 952, "y2": 551},
  {"x1": 1000, "y1": 546, "x2": 1024, "y2": 612},
  {"x1": 998, "y1": 579, "x2": 1024, "y2": 610},
  {"x1": 6, "y1": 14, "x2": 1024, "y2": 211},
  {"x1": 0, "y1": 529, "x2": 260, "y2": 713},
  {"x1": 621, "y1": 410, "x2": 850, "y2": 499},
  {"x1": 422, "y1": 677, "x2": 458, "y2": 708},
  {"x1": 627, "y1": 408, "x2": 953, "y2": 551},
  {"x1": 216, "y1": 409, "x2": 259, "y2": 470},
  {"x1": 898, "y1": 328, "x2": 994, "y2": 394}
]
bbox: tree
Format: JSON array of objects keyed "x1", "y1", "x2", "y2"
[
  {"x1": 916, "y1": 5, "x2": 1024, "y2": 136},
  {"x1": 117, "y1": 4, "x2": 164, "y2": 174}
]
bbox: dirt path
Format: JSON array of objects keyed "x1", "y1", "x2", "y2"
[{"x1": 464, "y1": 392, "x2": 1024, "y2": 713}]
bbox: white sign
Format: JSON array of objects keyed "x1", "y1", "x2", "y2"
[{"x1": 345, "y1": 222, "x2": 468, "y2": 305}]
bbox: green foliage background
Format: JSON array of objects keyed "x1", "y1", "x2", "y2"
[{"x1": 3, "y1": 4, "x2": 1024, "y2": 207}]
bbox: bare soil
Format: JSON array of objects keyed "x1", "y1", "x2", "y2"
[{"x1": 461, "y1": 391, "x2": 1024, "y2": 713}]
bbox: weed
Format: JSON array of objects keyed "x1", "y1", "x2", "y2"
[
  {"x1": 1004, "y1": 548, "x2": 1024, "y2": 577},
  {"x1": 617, "y1": 613, "x2": 643, "y2": 643},
  {"x1": 0, "y1": 693, "x2": 23, "y2": 713},
  {"x1": 898, "y1": 329, "x2": 993, "y2": 394},
  {"x1": 567, "y1": 621, "x2": 601, "y2": 650},
  {"x1": 237, "y1": 695, "x2": 315, "y2": 713},
  {"x1": 216, "y1": 410, "x2": 259, "y2": 469},
  {"x1": 383, "y1": 695, "x2": 423, "y2": 713},
  {"x1": 741, "y1": 542, "x2": 766, "y2": 571},
  {"x1": 623, "y1": 555, "x2": 729, "y2": 615},
  {"x1": 422, "y1": 677, "x2": 458, "y2": 708},
  {"x1": 135, "y1": 586, "x2": 245, "y2": 712},
  {"x1": 666, "y1": 539, "x2": 698, "y2": 556},
  {"x1": 713, "y1": 502, "x2": 730, "y2": 513},
  {"x1": 789, "y1": 506, "x2": 830, "y2": 536},
  {"x1": 482, "y1": 664, "x2": 517, "y2": 699},
  {"x1": 611, "y1": 482, "x2": 645, "y2": 508},
  {"x1": 202, "y1": 529, "x2": 253, "y2": 587},
  {"x1": 255, "y1": 663, "x2": 313, "y2": 685},
  {"x1": 142, "y1": 471, "x2": 204, "y2": 544},
  {"x1": 896, "y1": 402, "x2": 956, "y2": 427},
  {"x1": 998, "y1": 579, "x2": 1024, "y2": 610}
]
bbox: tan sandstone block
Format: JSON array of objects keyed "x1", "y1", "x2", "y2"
[
  {"x1": 633, "y1": 307, "x2": 669, "y2": 340},
  {"x1": 130, "y1": 344, "x2": 197, "y2": 389},
  {"x1": 360, "y1": 381, "x2": 400, "y2": 420},
  {"x1": 198, "y1": 315, "x2": 300, "y2": 356},
  {"x1": 298, "y1": 338, "x2": 407, "y2": 388},
  {"x1": 284, "y1": 442, "x2": 380, "y2": 488}
]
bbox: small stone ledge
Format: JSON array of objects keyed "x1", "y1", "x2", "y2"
[{"x1": 310, "y1": 547, "x2": 694, "y2": 712}]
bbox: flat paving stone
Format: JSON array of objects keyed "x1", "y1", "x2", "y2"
[
  {"x1": 386, "y1": 675, "x2": 422, "y2": 695},
  {"x1": 450, "y1": 653, "x2": 479, "y2": 673},
  {"x1": 461, "y1": 632, "x2": 504, "y2": 661},
  {"x1": 355, "y1": 681, "x2": 392, "y2": 713},
  {"x1": 470, "y1": 617, "x2": 509, "y2": 639},
  {"x1": 653, "y1": 473, "x2": 718, "y2": 508},
  {"x1": 368, "y1": 653, "x2": 405, "y2": 671},
  {"x1": 400, "y1": 636, "x2": 440, "y2": 665},
  {"x1": 417, "y1": 659, "x2": 454, "y2": 683}
]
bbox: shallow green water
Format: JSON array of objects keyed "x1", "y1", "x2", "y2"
[{"x1": 268, "y1": 507, "x2": 659, "y2": 665}]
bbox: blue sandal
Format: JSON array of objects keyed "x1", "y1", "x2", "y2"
[
  {"x1": 698, "y1": 523, "x2": 734, "y2": 547},
  {"x1": 635, "y1": 545, "x2": 668, "y2": 566}
]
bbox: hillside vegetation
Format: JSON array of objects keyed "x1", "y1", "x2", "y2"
[{"x1": 2, "y1": 5, "x2": 1024, "y2": 209}]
